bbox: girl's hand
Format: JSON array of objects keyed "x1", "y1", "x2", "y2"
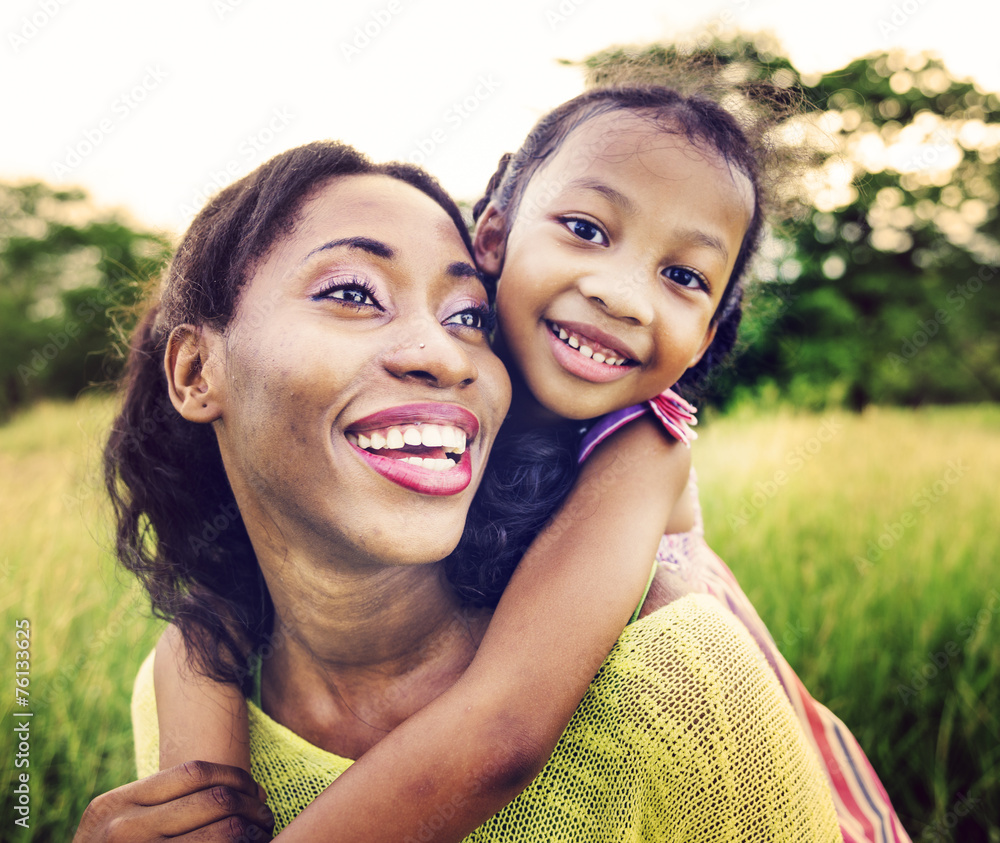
[{"x1": 73, "y1": 761, "x2": 274, "y2": 843}]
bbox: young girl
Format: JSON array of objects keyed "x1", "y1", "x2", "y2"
[{"x1": 150, "y1": 86, "x2": 909, "y2": 841}]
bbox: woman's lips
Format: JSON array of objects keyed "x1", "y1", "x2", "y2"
[
  {"x1": 350, "y1": 444, "x2": 473, "y2": 496},
  {"x1": 344, "y1": 403, "x2": 478, "y2": 496},
  {"x1": 545, "y1": 322, "x2": 636, "y2": 383}
]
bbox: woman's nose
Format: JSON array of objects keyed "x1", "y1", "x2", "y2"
[
  {"x1": 578, "y1": 268, "x2": 655, "y2": 326},
  {"x1": 382, "y1": 316, "x2": 479, "y2": 388}
]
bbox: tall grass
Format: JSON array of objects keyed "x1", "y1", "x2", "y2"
[
  {"x1": 696, "y1": 403, "x2": 1000, "y2": 841},
  {"x1": 1, "y1": 398, "x2": 997, "y2": 841}
]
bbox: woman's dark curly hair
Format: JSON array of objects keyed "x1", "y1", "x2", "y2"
[
  {"x1": 472, "y1": 84, "x2": 777, "y2": 396},
  {"x1": 104, "y1": 141, "x2": 475, "y2": 693}
]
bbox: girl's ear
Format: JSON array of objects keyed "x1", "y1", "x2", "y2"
[
  {"x1": 473, "y1": 203, "x2": 507, "y2": 276},
  {"x1": 688, "y1": 321, "x2": 719, "y2": 369},
  {"x1": 165, "y1": 324, "x2": 225, "y2": 423}
]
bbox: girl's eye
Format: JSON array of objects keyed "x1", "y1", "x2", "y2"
[
  {"x1": 664, "y1": 266, "x2": 708, "y2": 291},
  {"x1": 313, "y1": 279, "x2": 383, "y2": 310},
  {"x1": 445, "y1": 305, "x2": 493, "y2": 332},
  {"x1": 562, "y1": 218, "x2": 609, "y2": 246}
]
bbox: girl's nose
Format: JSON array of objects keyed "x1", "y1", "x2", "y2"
[
  {"x1": 578, "y1": 269, "x2": 655, "y2": 326},
  {"x1": 382, "y1": 316, "x2": 479, "y2": 389}
]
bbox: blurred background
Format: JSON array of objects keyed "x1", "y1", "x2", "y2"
[{"x1": 1, "y1": 0, "x2": 998, "y2": 840}]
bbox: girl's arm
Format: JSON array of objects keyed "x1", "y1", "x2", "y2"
[
  {"x1": 153, "y1": 623, "x2": 252, "y2": 773},
  {"x1": 280, "y1": 414, "x2": 688, "y2": 841}
]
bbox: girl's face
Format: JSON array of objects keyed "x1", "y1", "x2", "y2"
[
  {"x1": 207, "y1": 174, "x2": 511, "y2": 570},
  {"x1": 478, "y1": 110, "x2": 754, "y2": 420}
]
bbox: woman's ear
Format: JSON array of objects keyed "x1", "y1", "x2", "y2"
[
  {"x1": 473, "y1": 203, "x2": 507, "y2": 277},
  {"x1": 165, "y1": 324, "x2": 224, "y2": 423}
]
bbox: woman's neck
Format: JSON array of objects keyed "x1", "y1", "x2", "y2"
[{"x1": 257, "y1": 554, "x2": 491, "y2": 758}]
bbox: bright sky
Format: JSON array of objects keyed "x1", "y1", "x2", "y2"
[{"x1": 3, "y1": 0, "x2": 998, "y2": 234}]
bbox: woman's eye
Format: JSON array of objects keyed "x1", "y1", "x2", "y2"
[
  {"x1": 563, "y1": 218, "x2": 608, "y2": 246},
  {"x1": 664, "y1": 266, "x2": 708, "y2": 291},
  {"x1": 445, "y1": 307, "x2": 491, "y2": 331},
  {"x1": 313, "y1": 280, "x2": 382, "y2": 310},
  {"x1": 330, "y1": 287, "x2": 375, "y2": 305}
]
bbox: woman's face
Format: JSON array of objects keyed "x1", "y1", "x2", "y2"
[{"x1": 210, "y1": 174, "x2": 511, "y2": 570}]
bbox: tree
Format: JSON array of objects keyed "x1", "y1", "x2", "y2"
[
  {"x1": 0, "y1": 182, "x2": 172, "y2": 419},
  {"x1": 574, "y1": 39, "x2": 1000, "y2": 408}
]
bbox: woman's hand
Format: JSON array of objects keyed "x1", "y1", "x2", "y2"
[{"x1": 73, "y1": 760, "x2": 274, "y2": 842}]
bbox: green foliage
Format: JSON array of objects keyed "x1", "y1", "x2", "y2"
[
  {"x1": 0, "y1": 182, "x2": 172, "y2": 420},
  {"x1": 575, "y1": 38, "x2": 1000, "y2": 409}
]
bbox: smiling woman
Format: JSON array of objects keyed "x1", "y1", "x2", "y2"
[{"x1": 172, "y1": 173, "x2": 508, "y2": 574}]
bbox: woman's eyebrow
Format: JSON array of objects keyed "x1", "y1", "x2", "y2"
[
  {"x1": 446, "y1": 261, "x2": 483, "y2": 283},
  {"x1": 302, "y1": 236, "x2": 394, "y2": 264}
]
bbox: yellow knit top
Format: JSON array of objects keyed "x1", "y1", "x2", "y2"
[{"x1": 133, "y1": 594, "x2": 842, "y2": 841}]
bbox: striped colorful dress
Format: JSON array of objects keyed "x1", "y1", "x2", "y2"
[{"x1": 579, "y1": 393, "x2": 912, "y2": 843}]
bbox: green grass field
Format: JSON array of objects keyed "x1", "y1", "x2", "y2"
[{"x1": 1, "y1": 397, "x2": 998, "y2": 841}]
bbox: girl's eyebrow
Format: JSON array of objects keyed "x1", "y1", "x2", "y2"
[
  {"x1": 301, "y1": 236, "x2": 394, "y2": 264},
  {"x1": 676, "y1": 228, "x2": 730, "y2": 263},
  {"x1": 566, "y1": 178, "x2": 639, "y2": 217}
]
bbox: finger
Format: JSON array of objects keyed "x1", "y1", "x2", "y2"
[
  {"x1": 126, "y1": 761, "x2": 265, "y2": 807},
  {"x1": 165, "y1": 812, "x2": 274, "y2": 843},
  {"x1": 137, "y1": 785, "x2": 275, "y2": 839}
]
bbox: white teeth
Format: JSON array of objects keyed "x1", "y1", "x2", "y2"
[
  {"x1": 402, "y1": 456, "x2": 455, "y2": 471},
  {"x1": 552, "y1": 323, "x2": 627, "y2": 367},
  {"x1": 420, "y1": 425, "x2": 443, "y2": 447},
  {"x1": 352, "y1": 424, "x2": 468, "y2": 455}
]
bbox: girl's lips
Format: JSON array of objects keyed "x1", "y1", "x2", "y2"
[
  {"x1": 351, "y1": 444, "x2": 473, "y2": 496},
  {"x1": 547, "y1": 319, "x2": 638, "y2": 362},
  {"x1": 546, "y1": 325, "x2": 636, "y2": 384}
]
